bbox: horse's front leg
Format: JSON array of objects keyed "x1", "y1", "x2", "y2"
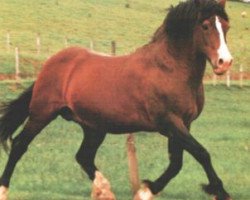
[
  {"x1": 75, "y1": 126, "x2": 116, "y2": 200},
  {"x1": 169, "y1": 118, "x2": 231, "y2": 200},
  {"x1": 134, "y1": 136, "x2": 184, "y2": 200}
]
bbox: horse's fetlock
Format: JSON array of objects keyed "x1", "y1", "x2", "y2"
[
  {"x1": 143, "y1": 180, "x2": 159, "y2": 195},
  {"x1": 202, "y1": 181, "x2": 224, "y2": 196}
]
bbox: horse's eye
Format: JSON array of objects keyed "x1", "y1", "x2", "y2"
[{"x1": 202, "y1": 23, "x2": 209, "y2": 31}]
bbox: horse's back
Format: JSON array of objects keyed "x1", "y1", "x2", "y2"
[{"x1": 29, "y1": 47, "x2": 130, "y2": 122}]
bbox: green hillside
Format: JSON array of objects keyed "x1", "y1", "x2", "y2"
[
  {"x1": 0, "y1": 0, "x2": 249, "y2": 76},
  {"x1": 0, "y1": 1, "x2": 250, "y2": 199}
]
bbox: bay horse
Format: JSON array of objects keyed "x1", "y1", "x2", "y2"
[{"x1": 0, "y1": 0, "x2": 233, "y2": 199}]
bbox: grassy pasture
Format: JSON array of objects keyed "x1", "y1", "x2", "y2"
[
  {"x1": 0, "y1": 0, "x2": 249, "y2": 76},
  {"x1": 0, "y1": 0, "x2": 249, "y2": 199},
  {"x1": 0, "y1": 82, "x2": 249, "y2": 200}
]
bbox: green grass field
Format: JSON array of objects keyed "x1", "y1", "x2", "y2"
[
  {"x1": 0, "y1": 83, "x2": 249, "y2": 200},
  {"x1": 0, "y1": 0, "x2": 249, "y2": 199},
  {"x1": 0, "y1": 0, "x2": 249, "y2": 76}
]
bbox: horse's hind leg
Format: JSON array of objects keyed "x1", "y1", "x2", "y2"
[
  {"x1": 0, "y1": 118, "x2": 50, "y2": 200},
  {"x1": 75, "y1": 127, "x2": 116, "y2": 200},
  {"x1": 75, "y1": 126, "x2": 106, "y2": 180}
]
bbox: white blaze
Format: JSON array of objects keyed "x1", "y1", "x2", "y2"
[{"x1": 215, "y1": 16, "x2": 232, "y2": 64}]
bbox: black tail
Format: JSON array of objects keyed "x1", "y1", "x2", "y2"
[{"x1": 0, "y1": 84, "x2": 34, "y2": 150}]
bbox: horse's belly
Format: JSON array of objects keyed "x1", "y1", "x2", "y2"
[{"x1": 71, "y1": 104, "x2": 155, "y2": 133}]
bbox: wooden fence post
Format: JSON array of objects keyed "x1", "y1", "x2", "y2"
[
  {"x1": 226, "y1": 70, "x2": 231, "y2": 88},
  {"x1": 212, "y1": 73, "x2": 217, "y2": 86},
  {"x1": 111, "y1": 41, "x2": 116, "y2": 56},
  {"x1": 90, "y1": 39, "x2": 94, "y2": 50},
  {"x1": 15, "y1": 47, "x2": 20, "y2": 81},
  {"x1": 36, "y1": 33, "x2": 41, "y2": 55},
  {"x1": 125, "y1": 0, "x2": 131, "y2": 8},
  {"x1": 127, "y1": 134, "x2": 140, "y2": 195},
  {"x1": 240, "y1": 64, "x2": 243, "y2": 88},
  {"x1": 6, "y1": 31, "x2": 10, "y2": 52},
  {"x1": 65, "y1": 36, "x2": 69, "y2": 48}
]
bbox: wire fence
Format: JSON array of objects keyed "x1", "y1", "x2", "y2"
[{"x1": 0, "y1": 32, "x2": 249, "y2": 87}]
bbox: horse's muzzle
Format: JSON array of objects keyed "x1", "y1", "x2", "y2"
[{"x1": 213, "y1": 57, "x2": 233, "y2": 75}]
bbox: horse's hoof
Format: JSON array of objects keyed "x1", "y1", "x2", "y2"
[
  {"x1": 133, "y1": 184, "x2": 154, "y2": 200},
  {"x1": 213, "y1": 196, "x2": 232, "y2": 200},
  {"x1": 0, "y1": 186, "x2": 8, "y2": 200}
]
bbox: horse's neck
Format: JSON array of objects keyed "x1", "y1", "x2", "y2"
[{"x1": 140, "y1": 40, "x2": 206, "y2": 88}]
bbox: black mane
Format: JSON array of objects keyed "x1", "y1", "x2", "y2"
[{"x1": 152, "y1": 0, "x2": 228, "y2": 42}]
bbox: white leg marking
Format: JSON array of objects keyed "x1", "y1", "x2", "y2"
[
  {"x1": 91, "y1": 171, "x2": 116, "y2": 200},
  {"x1": 134, "y1": 186, "x2": 154, "y2": 200},
  {"x1": 215, "y1": 16, "x2": 232, "y2": 63},
  {"x1": 0, "y1": 186, "x2": 8, "y2": 200}
]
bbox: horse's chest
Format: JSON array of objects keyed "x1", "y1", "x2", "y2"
[
  {"x1": 150, "y1": 87, "x2": 204, "y2": 126},
  {"x1": 182, "y1": 101, "x2": 199, "y2": 124},
  {"x1": 176, "y1": 89, "x2": 204, "y2": 124}
]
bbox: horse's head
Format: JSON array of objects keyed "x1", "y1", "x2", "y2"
[{"x1": 194, "y1": 0, "x2": 233, "y2": 75}]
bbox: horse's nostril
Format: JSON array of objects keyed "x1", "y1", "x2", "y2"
[{"x1": 218, "y1": 58, "x2": 224, "y2": 65}]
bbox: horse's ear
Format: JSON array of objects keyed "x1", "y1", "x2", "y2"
[{"x1": 218, "y1": 0, "x2": 226, "y2": 8}]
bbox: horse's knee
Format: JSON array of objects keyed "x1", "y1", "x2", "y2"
[
  {"x1": 10, "y1": 134, "x2": 32, "y2": 156},
  {"x1": 172, "y1": 160, "x2": 182, "y2": 175},
  {"x1": 169, "y1": 154, "x2": 183, "y2": 176},
  {"x1": 197, "y1": 149, "x2": 211, "y2": 164},
  {"x1": 167, "y1": 161, "x2": 182, "y2": 179}
]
